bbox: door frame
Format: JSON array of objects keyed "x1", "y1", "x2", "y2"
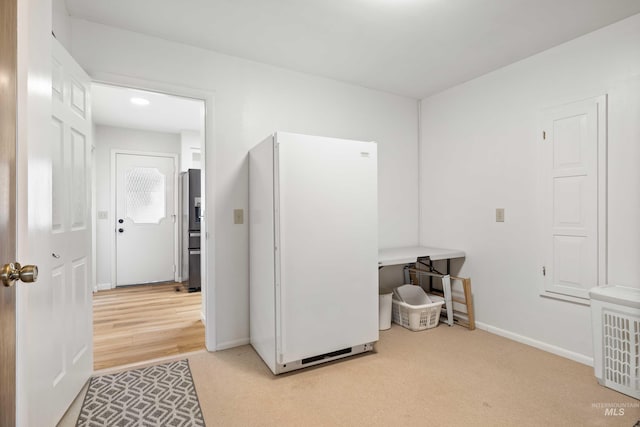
[
  {"x1": 91, "y1": 73, "x2": 216, "y2": 351},
  {"x1": 0, "y1": 0, "x2": 18, "y2": 424},
  {"x1": 110, "y1": 149, "x2": 180, "y2": 287}
]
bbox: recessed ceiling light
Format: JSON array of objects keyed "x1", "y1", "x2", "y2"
[{"x1": 130, "y1": 97, "x2": 150, "y2": 106}]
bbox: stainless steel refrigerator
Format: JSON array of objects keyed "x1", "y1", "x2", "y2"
[
  {"x1": 181, "y1": 169, "x2": 201, "y2": 292},
  {"x1": 249, "y1": 132, "x2": 379, "y2": 374}
]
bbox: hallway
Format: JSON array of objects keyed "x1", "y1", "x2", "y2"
[{"x1": 93, "y1": 283, "x2": 205, "y2": 370}]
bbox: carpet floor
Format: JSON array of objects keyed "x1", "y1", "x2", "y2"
[{"x1": 60, "y1": 324, "x2": 640, "y2": 426}]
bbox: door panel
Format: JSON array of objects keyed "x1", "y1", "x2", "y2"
[
  {"x1": 71, "y1": 258, "x2": 90, "y2": 360},
  {"x1": 71, "y1": 129, "x2": 88, "y2": 229},
  {"x1": 46, "y1": 37, "x2": 93, "y2": 424},
  {"x1": 51, "y1": 116, "x2": 64, "y2": 231},
  {"x1": 116, "y1": 153, "x2": 176, "y2": 286},
  {"x1": 542, "y1": 96, "x2": 606, "y2": 300},
  {"x1": 0, "y1": 0, "x2": 18, "y2": 423},
  {"x1": 50, "y1": 267, "x2": 65, "y2": 385}
]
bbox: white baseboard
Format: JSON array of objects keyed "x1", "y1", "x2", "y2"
[
  {"x1": 475, "y1": 321, "x2": 594, "y2": 367},
  {"x1": 96, "y1": 282, "x2": 113, "y2": 291},
  {"x1": 216, "y1": 337, "x2": 250, "y2": 351},
  {"x1": 200, "y1": 311, "x2": 205, "y2": 324}
]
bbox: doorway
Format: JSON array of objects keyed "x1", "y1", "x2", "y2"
[
  {"x1": 92, "y1": 83, "x2": 207, "y2": 369},
  {"x1": 114, "y1": 151, "x2": 177, "y2": 286}
]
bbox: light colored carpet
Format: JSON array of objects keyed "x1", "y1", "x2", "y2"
[{"x1": 60, "y1": 325, "x2": 640, "y2": 426}]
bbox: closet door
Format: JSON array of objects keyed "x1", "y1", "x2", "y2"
[{"x1": 541, "y1": 95, "x2": 606, "y2": 301}]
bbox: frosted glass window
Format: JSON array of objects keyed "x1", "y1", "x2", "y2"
[{"x1": 125, "y1": 167, "x2": 166, "y2": 224}]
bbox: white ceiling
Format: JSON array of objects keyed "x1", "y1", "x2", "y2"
[
  {"x1": 67, "y1": 0, "x2": 640, "y2": 99},
  {"x1": 92, "y1": 83, "x2": 205, "y2": 133}
]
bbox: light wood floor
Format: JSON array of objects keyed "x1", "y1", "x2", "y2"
[{"x1": 93, "y1": 282, "x2": 205, "y2": 370}]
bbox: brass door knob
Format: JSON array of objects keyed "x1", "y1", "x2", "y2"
[{"x1": 1, "y1": 262, "x2": 39, "y2": 287}]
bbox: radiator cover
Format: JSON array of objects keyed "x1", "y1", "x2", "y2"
[{"x1": 590, "y1": 285, "x2": 640, "y2": 399}]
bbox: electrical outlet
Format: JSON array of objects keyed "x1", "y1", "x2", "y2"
[
  {"x1": 496, "y1": 208, "x2": 505, "y2": 222},
  {"x1": 234, "y1": 209, "x2": 244, "y2": 225}
]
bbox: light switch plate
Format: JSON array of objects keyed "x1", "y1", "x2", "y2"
[
  {"x1": 496, "y1": 208, "x2": 505, "y2": 222},
  {"x1": 234, "y1": 209, "x2": 244, "y2": 225}
]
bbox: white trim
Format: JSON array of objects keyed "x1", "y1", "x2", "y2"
[
  {"x1": 91, "y1": 72, "x2": 217, "y2": 352},
  {"x1": 597, "y1": 95, "x2": 608, "y2": 287},
  {"x1": 110, "y1": 149, "x2": 180, "y2": 287},
  {"x1": 539, "y1": 290, "x2": 590, "y2": 306},
  {"x1": 475, "y1": 321, "x2": 594, "y2": 366},
  {"x1": 216, "y1": 338, "x2": 250, "y2": 351},
  {"x1": 417, "y1": 100, "x2": 422, "y2": 246},
  {"x1": 91, "y1": 130, "x2": 97, "y2": 301},
  {"x1": 200, "y1": 310, "x2": 205, "y2": 324},
  {"x1": 95, "y1": 282, "x2": 113, "y2": 292}
]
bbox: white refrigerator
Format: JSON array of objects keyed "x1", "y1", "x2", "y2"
[{"x1": 249, "y1": 132, "x2": 379, "y2": 374}]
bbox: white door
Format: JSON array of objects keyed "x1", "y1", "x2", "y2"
[
  {"x1": 18, "y1": 37, "x2": 93, "y2": 425},
  {"x1": 541, "y1": 95, "x2": 607, "y2": 300},
  {"x1": 115, "y1": 153, "x2": 176, "y2": 286}
]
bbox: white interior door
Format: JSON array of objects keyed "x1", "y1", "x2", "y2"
[
  {"x1": 542, "y1": 95, "x2": 606, "y2": 300},
  {"x1": 18, "y1": 37, "x2": 93, "y2": 425},
  {"x1": 115, "y1": 152, "x2": 176, "y2": 286},
  {"x1": 49, "y1": 37, "x2": 94, "y2": 423}
]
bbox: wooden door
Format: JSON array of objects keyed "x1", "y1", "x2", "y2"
[
  {"x1": 542, "y1": 95, "x2": 607, "y2": 300},
  {"x1": 0, "y1": 0, "x2": 18, "y2": 424}
]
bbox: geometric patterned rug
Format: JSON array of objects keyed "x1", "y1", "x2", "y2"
[{"x1": 76, "y1": 359, "x2": 205, "y2": 426}]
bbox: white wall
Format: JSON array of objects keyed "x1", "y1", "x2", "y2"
[
  {"x1": 52, "y1": 0, "x2": 72, "y2": 51},
  {"x1": 419, "y1": 13, "x2": 640, "y2": 362},
  {"x1": 94, "y1": 125, "x2": 181, "y2": 288},
  {"x1": 180, "y1": 130, "x2": 202, "y2": 172},
  {"x1": 70, "y1": 20, "x2": 419, "y2": 348}
]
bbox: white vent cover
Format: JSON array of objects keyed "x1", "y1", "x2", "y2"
[
  {"x1": 603, "y1": 311, "x2": 639, "y2": 391},
  {"x1": 590, "y1": 285, "x2": 640, "y2": 399}
]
